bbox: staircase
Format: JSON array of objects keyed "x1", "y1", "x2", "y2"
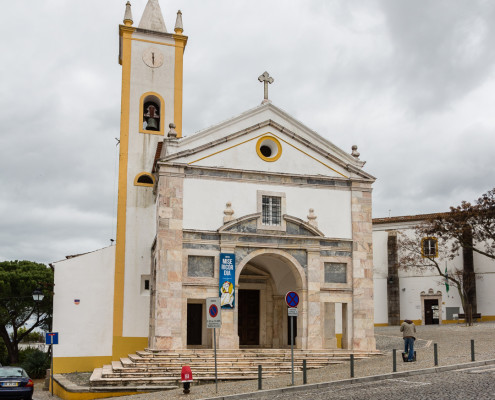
[{"x1": 89, "y1": 348, "x2": 378, "y2": 390}]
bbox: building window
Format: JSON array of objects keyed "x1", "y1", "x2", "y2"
[
  {"x1": 324, "y1": 263, "x2": 347, "y2": 283},
  {"x1": 141, "y1": 275, "x2": 151, "y2": 294},
  {"x1": 134, "y1": 172, "x2": 155, "y2": 187},
  {"x1": 421, "y1": 237, "x2": 438, "y2": 258},
  {"x1": 256, "y1": 135, "x2": 282, "y2": 162},
  {"x1": 262, "y1": 196, "x2": 281, "y2": 225}
]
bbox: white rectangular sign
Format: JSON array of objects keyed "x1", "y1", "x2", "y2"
[
  {"x1": 206, "y1": 297, "x2": 222, "y2": 328},
  {"x1": 288, "y1": 307, "x2": 298, "y2": 317}
]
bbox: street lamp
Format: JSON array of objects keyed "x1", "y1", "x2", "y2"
[{"x1": 32, "y1": 289, "x2": 44, "y2": 303}]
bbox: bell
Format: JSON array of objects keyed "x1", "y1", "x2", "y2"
[{"x1": 146, "y1": 117, "x2": 158, "y2": 130}]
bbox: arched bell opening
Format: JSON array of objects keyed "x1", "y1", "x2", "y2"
[
  {"x1": 139, "y1": 92, "x2": 165, "y2": 135},
  {"x1": 235, "y1": 250, "x2": 305, "y2": 349}
]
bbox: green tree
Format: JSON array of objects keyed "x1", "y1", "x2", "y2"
[{"x1": 0, "y1": 260, "x2": 53, "y2": 364}]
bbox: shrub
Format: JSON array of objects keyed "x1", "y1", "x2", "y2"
[{"x1": 19, "y1": 348, "x2": 50, "y2": 378}]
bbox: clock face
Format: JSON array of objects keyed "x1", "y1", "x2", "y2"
[{"x1": 142, "y1": 47, "x2": 164, "y2": 68}]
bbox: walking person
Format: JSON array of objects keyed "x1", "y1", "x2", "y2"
[{"x1": 400, "y1": 319, "x2": 416, "y2": 362}]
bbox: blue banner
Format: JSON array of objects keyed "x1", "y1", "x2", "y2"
[{"x1": 219, "y1": 253, "x2": 235, "y2": 309}]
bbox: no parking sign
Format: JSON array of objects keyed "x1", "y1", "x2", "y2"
[{"x1": 206, "y1": 298, "x2": 222, "y2": 328}]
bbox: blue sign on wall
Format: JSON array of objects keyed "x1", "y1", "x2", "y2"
[
  {"x1": 219, "y1": 253, "x2": 235, "y2": 309},
  {"x1": 45, "y1": 332, "x2": 59, "y2": 345}
]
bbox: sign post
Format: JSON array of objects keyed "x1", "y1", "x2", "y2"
[
  {"x1": 285, "y1": 292, "x2": 299, "y2": 386},
  {"x1": 45, "y1": 332, "x2": 59, "y2": 396},
  {"x1": 206, "y1": 298, "x2": 221, "y2": 393}
]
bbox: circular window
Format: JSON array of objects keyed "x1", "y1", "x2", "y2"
[{"x1": 256, "y1": 136, "x2": 282, "y2": 162}]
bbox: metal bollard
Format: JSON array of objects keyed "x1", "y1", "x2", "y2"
[
  {"x1": 471, "y1": 339, "x2": 475, "y2": 362},
  {"x1": 350, "y1": 354, "x2": 354, "y2": 378},
  {"x1": 393, "y1": 349, "x2": 397, "y2": 372},
  {"x1": 434, "y1": 343, "x2": 438, "y2": 366},
  {"x1": 258, "y1": 365, "x2": 262, "y2": 390},
  {"x1": 303, "y1": 359, "x2": 307, "y2": 384}
]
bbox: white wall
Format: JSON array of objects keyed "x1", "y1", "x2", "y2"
[
  {"x1": 52, "y1": 246, "x2": 115, "y2": 357},
  {"x1": 183, "y1": 178, "x2": 352, "y2": 239},
  {"x1": 180, "y1": 125, "x2": 349, "y2": 179}
]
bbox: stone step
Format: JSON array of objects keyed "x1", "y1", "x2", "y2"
[{"x1": 90, "y1": 349, "x2": 379, "y2": 388}]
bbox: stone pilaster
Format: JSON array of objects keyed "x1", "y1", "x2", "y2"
[
  {"x1": 150, "y1": 165, "x2": 185, "y2": 350},
  {"x1": 306, "y1": 250, "x2": 323, "y2": 349},
  {"x1": 351, "y1": 181, "x2": 376, "y2": 351}
]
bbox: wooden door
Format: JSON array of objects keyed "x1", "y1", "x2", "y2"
[
  {"x1": 187, "y1": 303, "x2": 202, "y2": 345},
  {"x1": 287, "y1": 315, "x2": 297, "y2": 346},
  {"x1": 238, "y1": 290, "x2": 260, "y2": 346},
  {"x1": 424, "y1": 299, "x2": 439, "y2": 325}
]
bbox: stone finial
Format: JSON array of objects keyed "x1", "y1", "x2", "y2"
[
  {"x1": 123, "y1": 1, "x2": 133, "y2": 26},
  {"x1": 351, "y1": 145, "x2": 360, "y2": 159},
  {"x1": 139, "y1": 0, "x2": 167, "y2": 33},
  {"x1": 174, "y1": 10, "x2": 183, "y2": 34},
  {"x1": 258, "y1": 71, "x2": 274, "y2": 103},
  {"x1": 307, "y1": 208, "x2": 318, "y2": 228},
  {"x1": 223, "y1": 202, "x2": 235, "y2": 223},
  {"x1": 167, "y1": 123, "x2": 178, "y2": 138}
]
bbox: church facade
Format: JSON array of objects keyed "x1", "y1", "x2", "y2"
[{"x1": 51, "y1": 0, "x2": 376, "y2": 374}]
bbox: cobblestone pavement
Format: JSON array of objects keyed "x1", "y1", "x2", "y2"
[
  {"x1": 255, "y1": 365, "x2": 495, "y2": 400},
  {"x1": 32, "y1": 322, "x2": 495, "y2": 400}
]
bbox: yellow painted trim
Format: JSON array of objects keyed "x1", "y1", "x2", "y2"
[
  {"x1": 188, "y1": 131, "x2": 349, "y2": 178},
  {"x1": 421, "y1": 237, "x2": 438, "y2": 258},
  {"x1": 131, "y1": 37, "x2": 181, "y2": 48},
  {"x1": 139, "y1": 92, "x2": 165, "y2": 135},
  {"x1": 174, "y1": 35, "x2": 187, "y2": 138},
  {"x1": 113, "y1": 336, "x2": 149, "y2": 361},
  {"x1": 374, "y1": 323, "x2": 389, "y2": 327},
  {"x1": 52, "y1": 380, "x2": 140, "y2": 400},
  {"x1": 114, "y1": 25, "x2": 133, "y2": 342},
  {"x1": 53, "y1": 356, "x2": 113, "y2": 374},
  {"x1": 134, "y1": 172, "x2": 155, "y2": 187},
  {"x1": 442, "y1": 319, "x2": 460, "y2": 324},
  {"x1": 53, "y1": 338, "x2": 147, "y2": 374},
  {"x1": 256, "y1": 135, "x2": 282, "y2": 162},
  {"x1": 336, "y1": 333, "x2": 343, "y2": 349},
  {"x1": 481, "y1": 315, "x2": 495, "y2": 321},
  {"x1": 399, "y1": 319, "x2": 422, "y2": 325}
]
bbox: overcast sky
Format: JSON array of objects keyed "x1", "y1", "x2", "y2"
[{"x1": 1, "y1": 0, "x2": 494, "y2": 264}]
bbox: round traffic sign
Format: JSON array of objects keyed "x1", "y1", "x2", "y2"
[
  {"x1": 285, "y1": 291, "x2": 299, "y2": 308},
  {"x1": 209, "y1": 304, "x2": 219, "y2": 318}
]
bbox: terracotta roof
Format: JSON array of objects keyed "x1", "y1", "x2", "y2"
[
  {"x1": 152, "y1": 141, "x2": 163, "y2": 173},
  {"x1": 372, "y1": 212, "x2": 452, "y2": 225}
]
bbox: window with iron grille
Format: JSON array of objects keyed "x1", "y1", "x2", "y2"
[
  {"x1": 262, "y1": 196, "x2": 281, "y2": 225},
  {"x1": 421, "y1": 237, "x2": 438, "y2": 258}
]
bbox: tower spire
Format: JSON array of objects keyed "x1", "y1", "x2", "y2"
[
  {"x1": 174, "y1": 10, "x2": 183, "y2": 34},
  {"x1": 138, "y1": 0, "x2": 167, "y2": 33},
  {"x1": 123, "y1": 1, "x2": 133, "y2": 26}
]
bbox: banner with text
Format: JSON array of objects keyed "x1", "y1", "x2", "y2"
[{"x1": 219, "y1": 253, "x2": 235, "y2": 309}]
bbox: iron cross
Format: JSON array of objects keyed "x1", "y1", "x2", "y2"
[{"x1": 258, "y1": 71, "x2": 274, "y2": 101}]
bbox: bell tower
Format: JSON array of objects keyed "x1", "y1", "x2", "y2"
[{"x1": 112, "y1": 0, "x2": 187, "y2": 359}]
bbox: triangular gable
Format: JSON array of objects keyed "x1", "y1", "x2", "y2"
[{"x1": 158, "y1": 103, "x2": 375, "y2": 181}]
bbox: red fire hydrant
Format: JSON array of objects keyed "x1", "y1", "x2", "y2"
[{"x1": 181, "y1": 365, "x2": 193, "y2": 394}]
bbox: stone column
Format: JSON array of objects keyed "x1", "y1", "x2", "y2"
[
  {"x1": 306, "y1": 250, "x2": 323, "y2": 349},
  {"x1": 351, "y1": 181, "x2": 376, "y2": 351},
  {"x1": 150, "y1": 165, "x2": 185, "y2": 350}
]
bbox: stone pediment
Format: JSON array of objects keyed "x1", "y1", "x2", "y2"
[
  {"x1": 158, "y1": 103, "x2": 375, "y2": 182},
  {"x1": 218, "y1": 213, "x2": 324, "y2": 237}
]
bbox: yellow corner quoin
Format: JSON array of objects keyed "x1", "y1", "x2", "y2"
[
  {"x1": 336, "y1": 333, "x2": 343, "y2": 348},
  {"x1": 114, "y1": 25, "x2": 135, "y2": 341},
  {"x1": 173, "y1": 34, "x2": 187, "y2": 138},
  {"x1": 139, "y1": 92, "x2": 166, "y2": 135}
]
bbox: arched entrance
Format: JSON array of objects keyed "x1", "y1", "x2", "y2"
[{"x1": 235, "y1": 250, "x2": 306, "y2": 349}]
